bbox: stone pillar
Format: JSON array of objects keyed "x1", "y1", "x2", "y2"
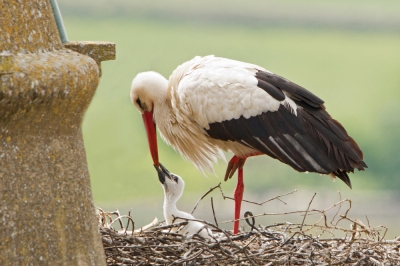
[{"x1": 0, "y1": 1, "x2": 113, "y2": 265}]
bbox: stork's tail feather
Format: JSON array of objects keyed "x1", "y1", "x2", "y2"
[
  {"x1": 299, "y1": 105, "x2": 367, "y2": 187},
  {"x1": 331, "y1": 170, "x2": 352, "y2": 189},
  {"x1": 357, "y1": 160, "x2": 368, "y2": 171}
]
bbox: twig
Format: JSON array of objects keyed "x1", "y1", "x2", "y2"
[
  {"x1": 211, "y1": 197, "x2": 219, "y2": 227},
  {"x1": 300, "y1": 193, "x2": 316, "y2": 232},
  {"x1": 191, "y1": 183, "x2": 222, "y2": 214},
  {"x1": 217, "y1": 186, "x2": 297, "y2": 206},
  {"x1": 111, "y1": 210, "x2": 124, "y2": 229},
  {"x1": 244, "y1": 211, "x2": 258, "y2": 232},
  {"x1": 123, "y1": 210, "x2": 135, "y2": 236},
  {"x1": 331, "y1": 191, "x2": 342, "y2": 225},
  {"x1": 257, "y1": 189, "x2": 298, "y2": 205}
]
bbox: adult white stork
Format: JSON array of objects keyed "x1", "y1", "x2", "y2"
[{"x1": 130, "y1": 55, "x2": 367, "y2": 234}]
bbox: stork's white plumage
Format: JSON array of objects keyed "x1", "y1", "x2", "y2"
[
  {"x1": 154, "y1": 164, "x2": 211, "y2": 238},
  {"x1": 131, "y1": 55, "x2": 367, "y2": 234}
]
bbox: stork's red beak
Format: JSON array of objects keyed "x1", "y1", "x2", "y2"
[{"x1": 142, "y1": 111, "x2": 159, "y2": 166}]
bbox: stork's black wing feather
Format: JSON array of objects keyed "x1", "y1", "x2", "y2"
[
  {"x1": 206, "y1": 70, "x2": 367, "y2": 188},
  {"x1": 256, "y1": 71, "x2": 325, "y2": 107}
]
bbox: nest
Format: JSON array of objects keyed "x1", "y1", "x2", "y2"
[{"x1": 98, "y1": 185, "x2": 400, "y2": 265}]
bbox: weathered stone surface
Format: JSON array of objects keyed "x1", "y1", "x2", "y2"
[
  {"x1": 0, "y1": 51, "x2": 100, "y2": 132},
  {"x1": 0, "y1": 0, "x2": 107, "y2": 265},
  {"x1": 64, "y1": 41, "x2": 116, "y2": 76},
  {"x1": 0, "y1": 55, "x2": 14, "y2": 75},
  {"x1": 0, "y1": 0, "x2": 63, "y2": 53}
]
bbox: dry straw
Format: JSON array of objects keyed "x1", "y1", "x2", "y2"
[{"x1": 98, "y1": 184, "x2": 400, "y2": 265}]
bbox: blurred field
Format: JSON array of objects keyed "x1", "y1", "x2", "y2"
[
  {"x1": 60, "y1": 4, "x2": 400, "y2": 237},
  {"x1": 60, "y1": 0, "x2": 400, "y2": 31}
]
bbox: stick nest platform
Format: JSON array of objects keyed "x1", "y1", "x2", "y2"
[{"x1": 98, "y1": 186, "x2": 400, "y2": 265}]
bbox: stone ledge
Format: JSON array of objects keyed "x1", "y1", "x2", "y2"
[{"x1": 64, "y1": 41, "x2": 116, "y2": 76}]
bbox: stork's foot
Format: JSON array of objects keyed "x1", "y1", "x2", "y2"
[{"x1": 225, "y1": 156, "x2": 246, "y2": 181}]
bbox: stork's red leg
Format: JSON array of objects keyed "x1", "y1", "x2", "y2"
[
  {"x1": 233, "y1": 162, "x2": 245, "y2": 234},
  {"x1": 226, "y1": 154, "x2": 263, "y2": 234}
]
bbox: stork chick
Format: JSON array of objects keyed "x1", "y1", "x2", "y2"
[{"x1": 154, "y1": 163, "x2": 211, "y2": 238}]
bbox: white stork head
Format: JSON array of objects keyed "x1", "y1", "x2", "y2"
[
  {"x1": 130, "y1": 71, "x2": 168, "y2": 166},
  {"x1": 130, "y1": 71, "x2": 168, "y2": 113},
  {"x1": 154, "y1": 163, "x2": 184, "y2": 203}
]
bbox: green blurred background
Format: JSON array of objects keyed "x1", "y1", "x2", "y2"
[{"x1": 58, "y1": 0, "x2": 400, "y2": 237}]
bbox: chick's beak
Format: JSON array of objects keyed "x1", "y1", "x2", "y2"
[
  {"x1": 154, "y1": 164, "x2": 165, "y2": 184},
  {"x1": 154, "y1": 163, "x2": 171, "y2": 184},
  {"x1": 159, "y1": 163, "x2": 170, "y2": 176}
]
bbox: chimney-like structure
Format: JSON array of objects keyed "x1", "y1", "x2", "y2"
[{"x1": 0, "y1": 1, "x2": 114, "y2": 265}]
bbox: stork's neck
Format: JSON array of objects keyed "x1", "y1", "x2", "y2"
[
  {"x1": 153, "y1": 92, "x2": 178, "y2": 154},
  {"x1": 153, "y1": 92, "x2": 172, "y2": 130}
]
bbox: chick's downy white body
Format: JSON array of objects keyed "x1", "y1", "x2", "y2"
[{"x1": 156, "y1": 165, "x2": 211, "y2": 238}]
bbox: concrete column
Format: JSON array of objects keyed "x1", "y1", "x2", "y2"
[{"x1": 0, "y1": 0, "x2": 112, "y2": 265}]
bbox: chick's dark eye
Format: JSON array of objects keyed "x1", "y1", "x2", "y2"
[
  {"x1": 136, "y1": 98, "x2": 143, "y2": 110},
  {"x1": 172, "y1": 175, "x2": 178, "y2": 183}
]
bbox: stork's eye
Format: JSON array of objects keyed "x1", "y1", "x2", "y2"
[
  {"x1": 136, "y1": 98, "x2": 143, "y2": 110},
  {"x1": 172, "y1": 175, "x2": 178, "y2": 183}
]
